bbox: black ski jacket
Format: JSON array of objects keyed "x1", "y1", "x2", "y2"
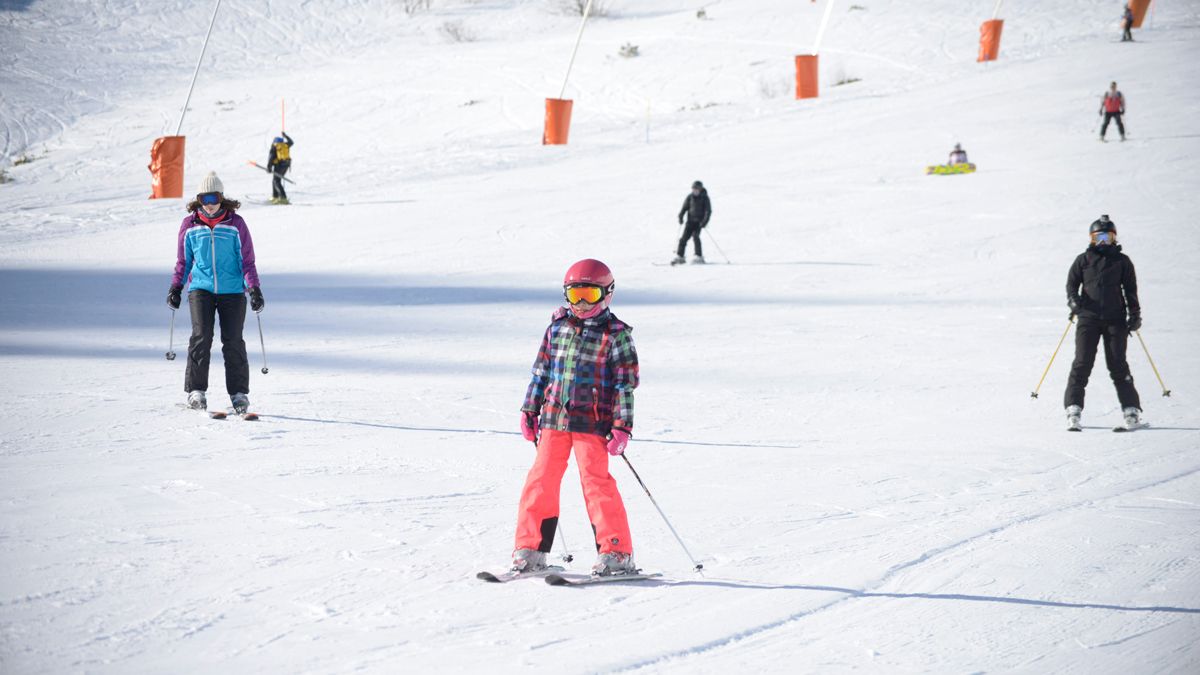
[
  {"x1": 679, "y1": 189, "x2": 712, "y2": 227},
  {"x1": 1066, "y1": 244, "x2": 1139, "y2": 321}
]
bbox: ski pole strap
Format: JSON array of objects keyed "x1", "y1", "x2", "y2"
[
  {"x1": 1134, "y1": 331, "x2": 1171, "y2": 396},
  {"x1": 1031, "y1": 316, "x2": 1074, "y2": 398}
]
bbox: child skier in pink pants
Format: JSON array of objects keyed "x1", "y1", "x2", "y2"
[{"x1": 512, "y1": 259, "x2": 640, "y2": 576}]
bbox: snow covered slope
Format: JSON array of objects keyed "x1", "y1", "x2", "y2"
[{"x1": 2, "y1": 0, "x2": 1199, "y2": 672}]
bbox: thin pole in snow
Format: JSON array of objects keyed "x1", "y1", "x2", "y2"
[
  {"x1": 811, "y1": 0, "x2": 838, "y2": 55},
  {"x1": 174, "y1": 0, "x2": 223, "y2": 136},
  {"x1": 558, "y1": 0, "x2": 595, "y2": 99},
  {"x1": 645, "y1": 99, "x2": 650, "y2": 144},
  {"x1": 991, "y1": 0, "x2": 1004, "y2": 20}
]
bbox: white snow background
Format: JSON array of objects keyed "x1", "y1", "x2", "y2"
[{"x1": 2, "y1": 0, "x2": 1199, "y2": 672}]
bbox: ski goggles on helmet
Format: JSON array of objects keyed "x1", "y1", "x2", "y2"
[
  {"x1": 1091, "y1": 231, "x2": 1115, "y2": 244},
  {"x1": 198, "y1": 192, "x2": 222, "y2": 205},
  {"x1": 564, "y1": 284, "x2": 609, "y2": 305}
]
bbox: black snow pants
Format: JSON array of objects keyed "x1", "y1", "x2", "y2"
[
  {"x1": 185, "y1": 289, "x2": 250, "y2": 396},
  {"x1": 1122, "y1": 21, "x2": 1133, "y2": 42},
  {"x1": 1101, "y1": 112, "x2": 1125, "y2": 139},
  {"x1": 271, "y1": 160, "x2": 290, "y2": 199},
  {"x1": 1063, "y1": 317, "x2": 1140, "y2": 411},
  {"x1": 677, "y1": 221, "x2": 703, "y2": 258}
]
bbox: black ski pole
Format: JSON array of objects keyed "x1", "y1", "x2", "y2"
[
  {"x1": 620, "y1": 453, "x2": 704, "y2": 573},
  {"x1": 704, "y1": 228, "x2": 732, "y2": 264},
  {"x1": 165, "y1": 309, "x2": 177, "y2": 360},
  {"x1": 255, "y1": 311, "x2": 269, "y2": 374}
]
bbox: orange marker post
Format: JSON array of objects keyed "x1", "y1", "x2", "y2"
[
  {"x1": 794, "y1": 55, "x2": 819, "y2": 99},
  {"x1": 977, "y1": 19, "x2": 1004, "y2": 62},
  {"x1": 543, "y1": 99, "x2": 573, "y2": 145},
  {"x1": 148, "y1": 136, "x2": 186, "y2": 199}
]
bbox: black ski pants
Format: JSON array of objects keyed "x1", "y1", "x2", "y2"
[
  {"x1": 1101, "y1": 112, "x2": 1125, "y2": 139},
  {"x1": 185, "y1": 289, "x2": 250, "y2": 396},
  {"x1": 271, "y1": 160, "x2": 290, "y2": 199},
  {"x1": 677, "y1": 221, "x2": 703, "y2": 258},
  {"x1": 1063, "y1": 318, "x2": 1140, "y2": 411},
  {"x1": 1122, "y1": 21, "x2": 1133, "y2": 42}
]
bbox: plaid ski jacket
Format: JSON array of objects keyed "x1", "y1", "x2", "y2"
[{"x1": 522, "y1": 307, "x2": 639, "y2": 438}]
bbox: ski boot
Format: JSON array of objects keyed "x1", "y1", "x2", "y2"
[
  {"x1": 511, "y1": 549, "x2": 547, "y2": 573},
  {"x1": 187, "y1": 390, "x2": 207, "y2": 411},
  {"x1": 669, "y1": 255, "x2": 686, "y2": 266},
  {"x1": 1065, "y1": 405, "x2": 1082, "y2": 432},
  {"x1": 592, "y1": 551, "x2": 636, "y2": 577},
  {"x1": 276, "y1": 197, "x2": 290, "y2": 205},
  {"x1": 231, "y1": 393, "x2": 250, "y2": 415},
  {"x1": 692, "y1": 255, "x2": 706, "y2": 265},
  {"x1": 1121, "y1": 407, "x2": 1142, "y2": 430}
]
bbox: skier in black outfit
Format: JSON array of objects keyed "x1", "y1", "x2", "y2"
[
  {"x1": 1063, "y1": 215, "x2": 1143, "y2": 431},
  {"x1": 1121, "y1": 4, "x2": 1135, "y2": 42},
  {"x1": 267, "y1": 131, "x2": 294, "y2": 204},
  {"x1": 673, "y1": 180, "x2": 712, "y2": 265}
]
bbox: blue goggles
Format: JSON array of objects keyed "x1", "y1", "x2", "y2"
[
  {"x1": 1093, "y1": 231, "x2": 1113, "y2": 244},
  {"x1": 198, "y1": 192, "x2": 221, "y2": 205}
]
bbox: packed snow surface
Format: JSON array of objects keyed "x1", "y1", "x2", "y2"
[{"x1": 2, "y1": 0, "x2": 1199, "y2": 672}]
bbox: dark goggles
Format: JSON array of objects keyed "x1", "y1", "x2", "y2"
[
  {"x1": 198, "y1": 192, "x2": 222, "y2": 205},
  {"x1": 1092, "y1": 231, "x2": 1114, "y2": 244},
  {"x1": 564, "y1": 284, "x2": 610, "y2": 305}
]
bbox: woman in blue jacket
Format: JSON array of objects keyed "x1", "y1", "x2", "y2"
[{"x1": 167, "y1": 172, "x2": 264, "y2": 413}]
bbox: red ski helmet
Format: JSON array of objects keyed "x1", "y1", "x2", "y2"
[
  {"x1": 563, "y1": 259, "x2": 615, "y2": 316},
  {"x1": 563, "y1": 258, "x2": 614, "y2": 289}
]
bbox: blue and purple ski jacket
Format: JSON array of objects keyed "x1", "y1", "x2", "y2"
[
  {"x1": 522, "y1": 307, "x2": 639, "y2": 438},
  {"x1": 172, "y1": 211, "x2": 260, "y2": 294}
]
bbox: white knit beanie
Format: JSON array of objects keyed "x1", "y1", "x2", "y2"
[{"x1": 197, "y1": 171, "x2": 224, "y2": 195}]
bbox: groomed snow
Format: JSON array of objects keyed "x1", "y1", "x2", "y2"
[{"x1": 2, "y1": 0, "x2": 1199, "y2": 672}]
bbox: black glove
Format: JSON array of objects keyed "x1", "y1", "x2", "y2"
[
  {"x1": 1127, "y1": 314, "x2": 1141, "y2": 333},
  {"x1": 678, "y1": 216, "x2": 684, "y2": 225},
  {"x1": 248, "y1": 287, "x2": 265, "y2": 312},
  {"x1": 167, "y1": 285, "x2": 182, "y2": 309},
  {"x1": 1067, "y1": 297, "x2": 1080, "y2": 315}
]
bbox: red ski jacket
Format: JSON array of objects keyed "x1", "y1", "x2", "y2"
[{"x1": 1102, "y1": 92, "x2": 1125, "y2": 114}]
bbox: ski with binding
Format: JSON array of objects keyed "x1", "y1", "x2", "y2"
[
  {"x1": 544, "y1": 571, "x2": 663, "y2": 586},
  {"x1": 476, "y1": 566, "x2": 565, "y2": 583}
]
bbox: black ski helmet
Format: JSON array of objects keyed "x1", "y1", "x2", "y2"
[
  {"x1": 692, "y1": 180, "x2": 703, "y2": 189},
  {"x1": 1089, "y1": 214, "x2": 1116, "y2": 234}
]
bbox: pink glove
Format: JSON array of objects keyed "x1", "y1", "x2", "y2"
[
  {"x1": 521, "y1": 412, "x2": 539, "y2": 443},
  {"x1": 606, "y1": 429, "x2": 630, "y2": 456}
]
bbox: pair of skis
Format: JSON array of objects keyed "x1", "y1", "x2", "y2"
[
  {"x1": 208, "y1": 410, "x2": 259, "y2": 421},
  {"x1": 1069, "y1": 421, "x2": 1149, "y2": 433},
  {"x1": 476, "y1": 567, "x2": 662, "y2": 586},
  {"x1": 178, "y1": 404, "x2": 258, "y2": 421}
]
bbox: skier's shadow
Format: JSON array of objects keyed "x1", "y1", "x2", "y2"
[{"x1": 637, "y1": 578, "x2": 1200, "y2": 614}]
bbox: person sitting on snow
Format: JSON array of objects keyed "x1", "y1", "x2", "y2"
[{"x1": 948, "y1": 143, "x2": 969, "y2": 165}]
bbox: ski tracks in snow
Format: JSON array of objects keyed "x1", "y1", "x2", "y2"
[{"x1": 605, "y1": 461, "x2": 1200, "y2": 673}]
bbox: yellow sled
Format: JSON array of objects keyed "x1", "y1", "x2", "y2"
[{"x1": 926, "y1": 162, "x2": 976, "y2": 175}]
